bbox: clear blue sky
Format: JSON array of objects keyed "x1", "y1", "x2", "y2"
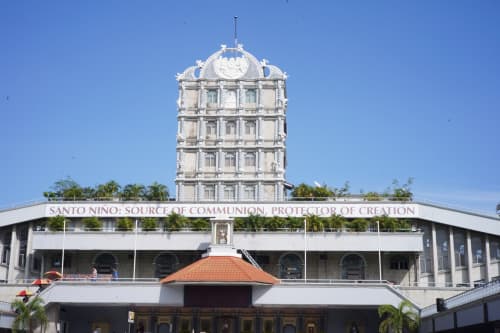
[{"x1": 1, "y1": 1, "x2": 499, "y2": 215}]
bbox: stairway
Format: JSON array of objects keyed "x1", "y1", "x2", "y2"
[{"x1": 240, "y1": 249, "x2": 262, "y2": 270}]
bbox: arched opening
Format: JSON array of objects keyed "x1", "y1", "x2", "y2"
[
  {"x1": 93, "y1": 253, "x2": 117, "y2": 274},
  {"x1": 279, "y1": 253, "x2": 303, "y2": 279},
  {"x1": 154, "y1": 253, "x2": 179, "y2": 278},
  {"x1": 283, "y1": 324, "x2": 296, "y2": 333},
  {"x1": 341, "y1": 254, "x2": 365, "y2": 280}
]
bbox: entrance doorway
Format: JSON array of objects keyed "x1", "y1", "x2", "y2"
[
  {"x1": 219, "y1": 316, "x2": 234, "y2": 333},
  {"x1": 341, "y1": 254, "x2": 365, "y2": 280},
  {"x1": 283, "y1": 324, "x2": 296, "y2": 333}
]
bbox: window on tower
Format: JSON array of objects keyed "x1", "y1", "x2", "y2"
[
  {"x1": 225, "y1": 152, "x2": 236, "y2": 167},
  {"x1": 224, "y1": 185, "x2": 235, "y2": 201},
  {"x1": 225, "y1": 121, "x2": 236, "y2": 135},
  {"x1": 204, "y1": 184, "x2": 216, "y2": 201},
  {"x1": 245, "y1": 89, "x2": 257, "y2": 104},
  {"x1": 205, "y1": 153, "x2": 216, "y2": 168},
  {"x1": 245, "y1": 121, "x2": 256, "y2": 135},
  {"x1": 206, "y1": 121, "x2": 216, "y2": 137},
  {"x1": 243, "y1": 185, "x2": 256, "y2": 201},
  {"x1": 245, "y1": 152, "x2": 256, "y2": 167},
  {"x1": 207, "y1": 90, "x2": 218, "y2": 104}
]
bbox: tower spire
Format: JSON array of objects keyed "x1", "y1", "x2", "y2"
[{"x1": 234, "y1": 16, "x2": 238, "y2": 48}]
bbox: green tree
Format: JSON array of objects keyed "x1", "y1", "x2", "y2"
[
  {"x1": 44, "y1": 177, "x2": 83, "y2": 200},
  {"x1": 81, "y1": 186, "x2": 96, "y2": 200},
  {"x1": 284, "y1": 217, "x2": 304, "y2": 230},
  {"x1": 164, "y1": 212, "x2": 188, "y2": 231},
  {"x1": 11, "y1": 296, "x2": 48, "y2": 333},
  {"x1": 347, "y1": 218, "x2": 369, "y2": 232},
  {"x1": 389, "y1": 178, "x2": 414, "y2": 202},
  {"x1": 47, "y1": 215, "x2": 69, "y2": 231},
  {"x1": 363, "y1": 191, "x2": 383, "y2": 201},
  {"x1": 372, "y1": 215, "x2": 399, "y2": 232},
  {"x1": 246, "y1": 214, "x2": 264, "y2": 231},
  {"x1": 190, "y1": 218, "x2": 210, "y2": 231},
  {"x1": 378, "y1": 300, "x2": 419, "y2": 333},
  {"x1": 141, "y1": 217, "x2": 157, "y2": 231},
  {"x1": 266, "y1": 216, "x2": 285, "y2": 231},
  {"x1": 147, "y1": 182, "x2": 169, "y2": 201},
  {"x1": 122, "y1": 184, "x2": 146, "y2": 201},
  {"x1": 306, "y1": 215, "x2": 324, "y2": 232},
  {"x1": 116, "y1": 217, "x2": 134, "y2": 231},
  {"x1": 290, "y1": 183, "x2": 315, "y2": 200},
  {"x1": 327, "y1": 214, "x2": 346, "y2": 231},
  {"x1": 82, "y1": 217, "x2": 102, "y2": 231},
  {"x1": 234, "y1": 217, "x2": 247, "y2": 231},
  {"x1": 95, "y1": 180, "x2": 121, "y2": 200}
]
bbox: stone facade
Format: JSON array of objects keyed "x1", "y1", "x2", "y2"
[{"x1": 175, "y1": 45, "x2": 288, "y2": 201}]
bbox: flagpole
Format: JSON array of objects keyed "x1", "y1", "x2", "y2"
[
  {"x1": 304, "y1": 217, "x2": 307, "y2": 282},
  {"x1": 377, "y1": 220, "x2": 382, "y2": 282},
  {"x1": 61, "y1": 218, "x2": 66, "y2": 277},
  {"x1": 133, "y1": 219, "x2": 138, "y2": 281}
]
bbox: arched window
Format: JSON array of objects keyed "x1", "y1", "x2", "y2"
[
  {"x1": 341, "y1": 254, "x2": 365, "y2": 280},
  {"x1": 279, "y1": 253, "x2": 303, "y2": 279},
  {"x1": 154, "y1": 253, "x2": 179, "y2": 278},
  {"x1": 93, "y1": 253, "x2": 117, "y2": 274}
]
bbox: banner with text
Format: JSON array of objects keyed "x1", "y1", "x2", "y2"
[{"x1": 46, "y1": 202, "x2": 419, "y2": 218}]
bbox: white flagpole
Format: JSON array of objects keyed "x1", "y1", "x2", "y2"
[
  {"x1": 377, "y1": 220, "x2": 382, "y2": 282},
  {"x1": 304, "y1": 217, "x2": 307, "y2": 282},
  {"x1": 133, "y1": 219, "x2": 138, "y2": 281},
  {"x1": 61, "y1": 218, "x2": 66, "y2": 277}
]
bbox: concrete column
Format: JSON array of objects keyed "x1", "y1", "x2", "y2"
[
  {"x1": 258, "y1": 116, "x2": 263, "y2": 140},
  {"x1": 431, "y1": 223, "x2": 439, "y2": 286},
  {"x1": 257, "y1": 81, "x2": 262, "y2": 108},
  {"x1": 238, "y1": 117, "x2": 243, "y2": 140},
  {"x1": 196, "y1": 182, "x2": 202, "y2": 201},
  {"x1": 198, "y1": 149, "x2": 205, "y2": 172},
  {"x1": 7, "y1": 225, "x2": 17, "y2": 282},
  {"x1": 198, "y1": 117, "x2": 204, "y2": 140},
  {"x1": 258, "y1": 149, "x2": 263, "y2": 172},
  {"x1": 24, "y1": 222, "x2": 34, "y2": 280},
  {"x1": 38, "y1": 304, "x2": 60, "y2": 333},
  {"x1": 485, "y1": 235, "x2": 491, "y2": 282},
  {"x1": 414, "y1": 254, "x2": 420, "y2": 286},
  {"x1": 217, "y1": 181, "x2": 223, "y2": 201},
  {"x1": 238, "y1": 181, "x2": 243, "y2": 201},
  {"x1": 466, "y1": 231, "x2": 474, "y2": 287},
  {"x1": 449, "y1": 226, "x2": 456, "y2": 287}
]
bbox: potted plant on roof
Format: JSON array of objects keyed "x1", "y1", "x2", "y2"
[{"x1": 82, "y1": 217, "x2": 102, "y2": 231}]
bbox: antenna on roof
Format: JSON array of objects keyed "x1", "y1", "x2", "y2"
[{"x1": 233, "y1": 16, "x2": 238, "y2": 49}]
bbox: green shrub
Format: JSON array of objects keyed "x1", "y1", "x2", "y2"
[
  {"x1": 364, "y1": 191, "x2": 382, "y2": 201},
  {"x1": 285, "y1": 217, "x2": 304, "y2": 230},
  {"x1": 190, "y1": 218, "x2": 210, "y2": 231},
  {"x1": 266, "y1": 216, "x2": 285, "y2": 231},
  {"x1": 234, "y1": 217, "x2": 246, "y2": 230},
  {"x1": 306, "y1": 215, "x2": 324, "y2": 232},
  {"x1": 82, "y1": 217, "x2": 102, "y2": 231},
  {"x1": 348, "y1": 218, "x2": 369, "y2": 232},
  {"x1": 116, "y1": 217, "x2": 134, "y2": 231},
  {"x1": 164, "y1": 212, "x2": 188, "y2": 231},
  {"x1": 141, "y1": 217, "x2": 157, "y2": 231},
  {"x1": 327, "y1": 214, "x2": 346, "y2": 231},
  {"x1": 47, "y1": 215, "x2": 68, "y2": 231}
]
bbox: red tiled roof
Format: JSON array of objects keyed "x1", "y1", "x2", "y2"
[{"x1": 160, "y1": 256, "x2": 278, "y2": 285}]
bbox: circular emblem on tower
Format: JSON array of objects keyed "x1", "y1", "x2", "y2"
[{"x1": 213, "y1": 55, "x2": 249, "y2": 79}]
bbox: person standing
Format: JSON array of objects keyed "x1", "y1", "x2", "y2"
[{"x1": 91, "y1": 266, "x2": 97, "y2": 281}]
